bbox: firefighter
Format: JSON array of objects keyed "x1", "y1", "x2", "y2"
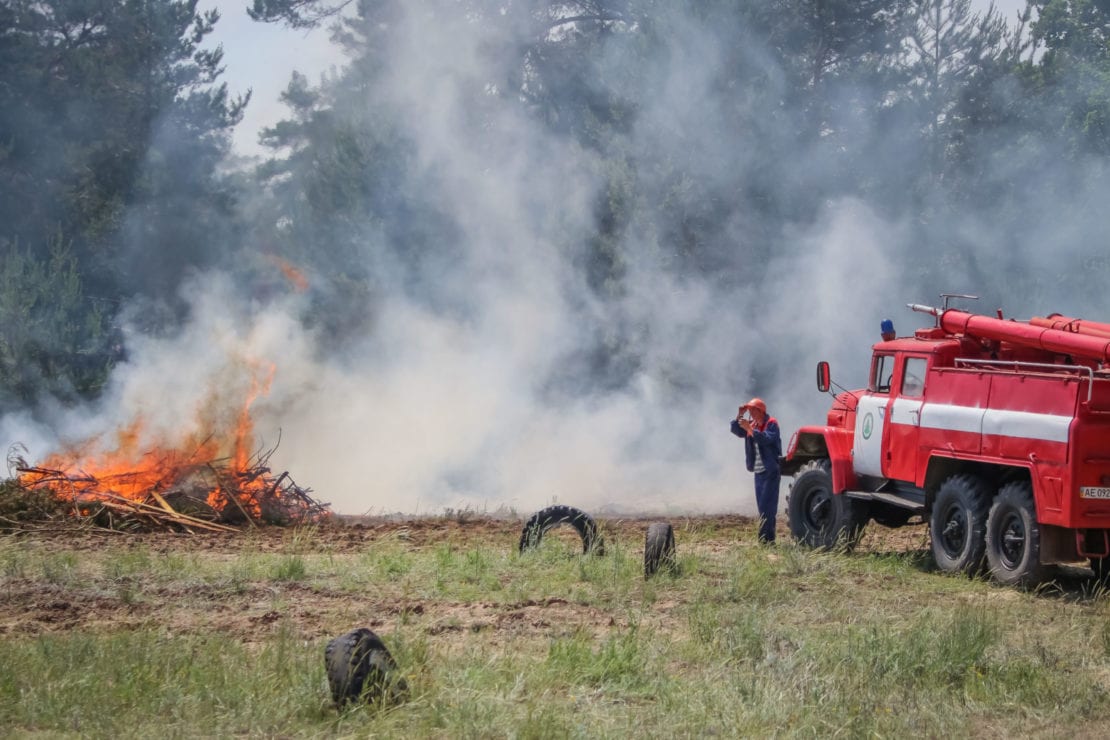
[{"x1": 730, "y1": 397, "x2": 782, "y2": 544}]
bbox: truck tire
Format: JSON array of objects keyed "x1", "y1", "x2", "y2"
[
  {"x1": 929, "y1": 474, "x2": 990, "y2": 575},
  {"x1": 644, "y1": 522, "x2": 676, "y2": 578},
  {"x1": 985, "y1": 481, "x2": 1045, "y2": 587},
  {"x1": 324, "y1": 628, "x2": 407, "y2": 707},
  {"x1": 518, "y1": 505, "x2": 605, "y2": 555},
  {"x1": 788, "y1": 459, "x2": 868, "y2": 550}
]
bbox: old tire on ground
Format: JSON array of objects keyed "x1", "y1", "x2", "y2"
[
  {"x1": 644, "y1": 522, "x2": 676, "y2": 578},
  {"x1": 929, "y1": 474, "x2": 990, "y2": 575},
  {"x1": 518, "y1": 505, "x2": 605, "y2": 555},
  {"x1": 787, "y1": 459, "x2": 869, "y2": 550},
  {"x1": 324, "y1": 628, "x2": 407, "y2": 707},
  {"x1": 985, "y1": 480, "x2": 1045, "y2": 587}
]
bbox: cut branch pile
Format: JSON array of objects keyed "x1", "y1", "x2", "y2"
[{"x1": 8, "y1": 443, "x2": 331, "y2": 533}]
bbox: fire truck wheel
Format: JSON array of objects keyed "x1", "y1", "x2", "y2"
[
  {"x1": 644, "y1": 521, "x2": 677, "y2": 578},
  {"x1": 929, "y1": 474, "x2": 990, "y2": 575},
  {"x1": 788, "y1": 459, "x2": 868, "y2": 550},
  {"x1": 985, "y1": 481, "x2": 1045, "y2": 587},
  {"x1": 324, "y1": 628, "x2": 408, "y2": 707},
  {"x1": 518, "y1": 505, "x2": 605, "y2": 555}
]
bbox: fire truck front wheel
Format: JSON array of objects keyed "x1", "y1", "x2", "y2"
[
  {"x1": 788, "y1": 460, "x2": 868, "y2": 550},
  {"x1": 929, "y1": 474, "x2": 990, "y2": 575},
  {"x1": 985, "y1": 481, "x2": 1044, "y2": 587}
]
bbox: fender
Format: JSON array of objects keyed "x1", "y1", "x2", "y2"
[
  {"x1": 782, "y1": 425, "x2": 857, "y2": 492},
  {"x1": 920, "y1": 452, "x2": 1054, "y2": 518}
]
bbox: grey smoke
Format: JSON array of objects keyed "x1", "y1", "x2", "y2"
[{"x1": 7, "y1": 1, "x2": 1109, "y2": 519}]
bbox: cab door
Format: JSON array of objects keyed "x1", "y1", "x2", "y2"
[
  {"x1": 886, "y1": 356, "x2": 927, "y2": 483},
  {"x1": 853, "y1": 353, "x2": 894, "y2": 477}
]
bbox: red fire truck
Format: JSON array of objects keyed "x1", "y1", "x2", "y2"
[{"x1": 781, "y1": 296, "x2": 1110, "y2": 586}]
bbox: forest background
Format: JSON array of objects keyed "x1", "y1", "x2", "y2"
[{"x1": 2, "y1": 0, "x2": 1109, "y2": 515}]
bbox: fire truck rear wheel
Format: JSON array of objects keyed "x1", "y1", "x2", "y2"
[
  {"x1": 644, "y1": 521, "x2": 677, "y2": 578},
  {"x1": 929, "y1": 474, "x2": 990, "y2": 575},
  {"x1": 518, "y1": 505, "x2": 605, "y2": 555},
  {"x1": 324, "y1": 628, "x2": 408, "y2": 707},
  {"x1": 788, "y1": 459, "x2": 868, "y2": 551},
  {"x1": 985, "y1": 481, "x2": 1044, "y2": 587}
]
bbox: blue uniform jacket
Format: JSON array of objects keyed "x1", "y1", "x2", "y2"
[{"x1": 730, "y1": 417, "x2": 782, "y2": 475}]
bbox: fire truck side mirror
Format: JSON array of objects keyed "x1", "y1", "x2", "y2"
[{"x1": 816, "y1": 361, "x2": 831, "y2": 393}]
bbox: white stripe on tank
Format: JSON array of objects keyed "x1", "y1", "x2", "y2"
[{"x1": 911, "y1": 403, "x2": 1071, "y2": 443}]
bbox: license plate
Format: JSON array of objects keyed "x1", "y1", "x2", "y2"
[{"x1": 1081, "y1": 487, "x2": 1110, "y2": 499}]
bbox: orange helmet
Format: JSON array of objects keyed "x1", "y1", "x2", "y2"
[{"x1": 745, "y1": 397, "x2": 767, "y2": 414}]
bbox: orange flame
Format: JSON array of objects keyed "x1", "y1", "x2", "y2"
[{"x1": 20, "y1": 360, "x2": 281, "y2": 522}]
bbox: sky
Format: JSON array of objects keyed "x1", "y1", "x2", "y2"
[
  {"x1": 209, "y1": 0, "x2": 1033, "y2": 158},
  {"x1": 205, "y1": 1, "x2": 346, "y2": 157}
]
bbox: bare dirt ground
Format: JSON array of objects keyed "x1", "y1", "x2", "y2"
[{"x1": 0, "y1": 515, "x2": 932, "y2": 646}]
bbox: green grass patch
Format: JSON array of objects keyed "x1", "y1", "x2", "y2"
[
  {"x1": 1, "y1": 523, "x2": 1109, "y2": 737},
  {"x1": 0, "y1": 628, "x2": 327, "y2": 738}
]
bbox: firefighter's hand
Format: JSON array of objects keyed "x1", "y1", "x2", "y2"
[{"x1": 738, "y1": 418, "x2": 753, "y2": 433}]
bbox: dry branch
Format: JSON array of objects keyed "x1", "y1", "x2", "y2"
[{"x1": 7, "y1": 441, "x2": 331, "y2": 533}]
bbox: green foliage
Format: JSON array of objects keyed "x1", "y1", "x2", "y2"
[
  {"x1": 247, "y1": 0, "x2": 356, "y2": 28},
  {"x1": 1028, "y1": 0, "x2": 1110, "y2": 154},
  {"x1": 0, "y1": 0, "x2": 247, "y2": 407},
  {"x1": 0, "y1": 477, "x2": 70, "y2": 525},
  {"x1": 0, "y1": 239, "x2": 113, "y2": 408}
]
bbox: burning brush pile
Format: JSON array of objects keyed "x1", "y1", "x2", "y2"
[
  {"x1": 8, "y1": 440, "x2": 329, "y2": 533},
  {"x1": 3, "y1": 366, "x2": 331, "y2": 532}
]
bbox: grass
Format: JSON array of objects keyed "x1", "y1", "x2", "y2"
[{"x1": 0, "y1": 519, "x2": 1108, "y2": 737}]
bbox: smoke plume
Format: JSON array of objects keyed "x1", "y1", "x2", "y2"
[{"x1": 6, "y1": 0, "x2": 1110, "y2": 518}]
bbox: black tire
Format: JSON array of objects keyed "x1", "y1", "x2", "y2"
[
  {"x1": 324, "y1": 628, "x2": 408, "y2": 707},
  {"x1": 929, "y1": 474, "x2": 990, "y2": 575},
  {"x1": 787, "y1": 459, "x2": 868, "y2": 550},
  {"x1": 644, "y1": 522, "x2": 676, "y2": 578},
  {"x1": 985, "y1": 481, "x2": 1045, "y2": 587},
  {"x1": 518, "y1": 505, "x2": 605, "y2": 555}
]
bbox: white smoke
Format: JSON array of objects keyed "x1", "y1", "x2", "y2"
[{"x1": 6, "y1": 0, "x2": 1101, "y2": 519}]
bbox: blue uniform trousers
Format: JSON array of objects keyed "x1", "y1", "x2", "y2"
[{"x1": 754, "y1": 470, "x2": 780, "y2": 543}]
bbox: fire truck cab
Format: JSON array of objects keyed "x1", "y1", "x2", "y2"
[{"x1": 782, "y1": 299, "x2": 1110, "y2": 587}]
